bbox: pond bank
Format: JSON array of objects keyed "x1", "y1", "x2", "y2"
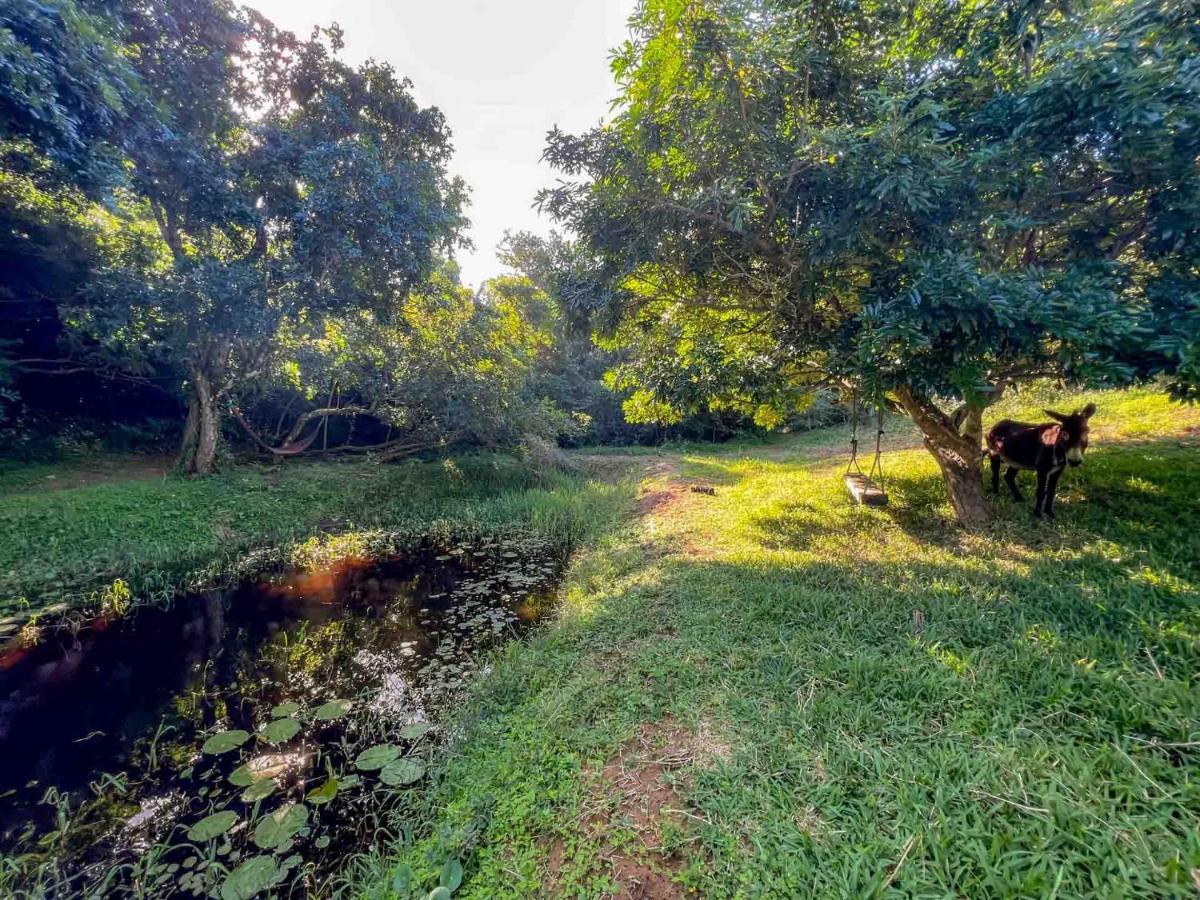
[
  {"x1": 0, "y1": 535, "x2": 574, "y2": 896},
  {"x1": 0, "y1": 453, "x2": 631, "y2": 633}
]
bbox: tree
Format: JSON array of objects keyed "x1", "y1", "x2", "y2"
[
  {"x1": 541, "y1": 0, "x2": 1200, "y2": 526},
  {"x1": 236, "y1": 265, "x2": 555, "y2": 460},
  {"x1": 7, "y1": 0, "x2": 470, "y2": 475}
]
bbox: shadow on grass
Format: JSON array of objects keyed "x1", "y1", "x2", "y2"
[{"x1": 352, "y1": 432, "x2": 1200, "y2": 899}]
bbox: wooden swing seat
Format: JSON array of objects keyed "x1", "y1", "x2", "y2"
[{"x1": 845, "y1": 472, "x2": 888, "y2": 507}]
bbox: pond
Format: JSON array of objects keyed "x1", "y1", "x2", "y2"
[{"x1": 0, "y1": 535, "x2": 565, "y2": 897}]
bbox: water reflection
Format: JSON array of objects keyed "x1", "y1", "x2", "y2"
[{"x1": 0, "y1": 536, "x2": 563, "y2": 896}]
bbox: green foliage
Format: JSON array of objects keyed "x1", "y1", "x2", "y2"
[
  {"x1": 186, "y1": 810, "x2": 239, "y2": 843},
  {"x1": 540, "y1": 0, "x2": 1200, "y2": 514},
  {"x1": 200, "y1": 730, "x2": 250, "y2": 755},
  {"x1": 3, "y1": 0, "x2": 469, "y2": 474},
  {"x1": 0, "y1": 0, "x2": 142, "y2": 189}
]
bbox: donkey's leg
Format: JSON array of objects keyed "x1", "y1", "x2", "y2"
[
  {"x1": 1043, "y1": 469, "x2": 1062, "y2": 520},
  {"x1": 1034, "y1": 468, "x2": 1048, "y2": 518},
  {"x1": 990, "y1": 455, "x2": 1002, "y2": 494},
  {"x1": 1004, "y1": 466, "x2": 1023, "y2": 501}
]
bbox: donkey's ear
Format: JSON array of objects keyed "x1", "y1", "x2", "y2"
[
  {"x1": 1081, "y1": 402, "x2": 1097, "y2": 419},
  {"x1": 1044, "y1": 409, "x2": 1068, "y2": 423}
]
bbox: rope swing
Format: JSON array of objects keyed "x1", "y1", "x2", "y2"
[{"x1": 844, "y1": 391, "x2": 888, "y2": 507}]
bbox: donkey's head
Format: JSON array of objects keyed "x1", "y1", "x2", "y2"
[{"x1": 1045, "y1": 403, "x2": 1096, "y2": 467}]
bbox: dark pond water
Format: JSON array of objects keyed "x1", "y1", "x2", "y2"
[{"x1": 0, "y1": 536, "x2": 564, "y2": 897}]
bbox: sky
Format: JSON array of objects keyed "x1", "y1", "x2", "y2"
[{"x1": 248, "y1": 0, "x2": 639, "y2": 289}]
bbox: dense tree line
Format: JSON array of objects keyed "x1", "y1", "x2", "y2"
[
  {"x1": 1, "y1": 0, "x2": 772, "y2": 471},
  {"x1": 541, "y1": 0, "x2": 1200, "y2": 526}
]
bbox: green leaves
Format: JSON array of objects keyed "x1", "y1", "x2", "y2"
[
  {"x1": 354, "y1": 744, "x2": 401, "y2": 771},
  {"x1": 271, "y1": 702, "x2": 301, "y2": 717},
  {"x1": 187, "y1": 810, "x2": 238, "y2": 842},
  {"x1": 439, "y1": 859, "x2": 464, "y2": 892},
  {"x1": 315, "y1": 699, "x2": 354, "y2": 721},
  {"x1": 202, "y1": 730, "x2": 250, "y2": 755},
  {"x1": 258, "y1": 718, "x2": 301, "y2": 745},
  {"x1": 241, "y1": 778, "x2": 278, "y2": 804},
  {"x1": 220, "y1": 856, "x2": 280, "y2": 900},
  {"x1": 399, "y1": 722, "x2": 432, "y2": 741},
  {"x1": 252, "y1": 803, "x2": 309, "y2": 851},
  {"x1": 306, "y1": 778, "x2": 339, "y2": 805},
  {"x1": 380, "y1": 758, "x2": 425, "y2": 786}
]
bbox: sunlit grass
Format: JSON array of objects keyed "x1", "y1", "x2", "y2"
[
  {"x1": 348, "y1": 388, "x2": 1200, "y2": 898},
  {"x1": 0, "y1": 454, "x2": 631, "y2": 620}
]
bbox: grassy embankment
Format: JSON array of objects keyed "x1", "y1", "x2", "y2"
[
  {"x1": 0, "y1": 453, "x2": 631, "y2": 625},
  {"x1": 351, "y1": 386, "x2": 1200, "y2": 898}
]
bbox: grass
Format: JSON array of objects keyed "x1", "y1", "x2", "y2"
[
  {"x1": 0, "y1": 453, "x2": 630, "y2": 621},
  {"x1": 347, "y1": 386, "x2": 1200, "y2": 898}
]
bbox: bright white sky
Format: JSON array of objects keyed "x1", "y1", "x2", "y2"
[{"x1": 248, "y1": 0, "x2": 639, "y2": 289}]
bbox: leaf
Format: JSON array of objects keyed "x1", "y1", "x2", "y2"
[
  {"x1": 187, "y1": 810, "x2": 238, "y2": 842},
  {"x1": 380, "y1": 758, "x2": 426, "y2": 786},
  {"x1": 314, "y1": 835, "x2": 331, "y2": 849},
  {"x1": 439, "y1": 858, "x2": 463, "y2": 892},
  {"x1": 270, "y1": 702, "x2": 301, "y2": 717},
  {"x1": 315, "y1": 699, "x2": 354, "y2": 721},
  {"x1": 306, "y1": 778, "x2": 339, "y2": 805},
  {"x1": 258, "y1": 718, "x2": 300, "y2": 745},
  {"x1": 202, "y1": 730, "x2": 250, "y2": 755},
  {"x1": 428, "y1": 889, "x2": 451, "y2": 900},
  {"x1": 241, "y1": 778, "x2": 277, "y2": 803},
  {"x1": 399, "y1": 722, "x2": 432, "y2": 741},
  {"x1": 391, "y1": 863, "x2": 415, "y2": 892},
  {"x1": 252, "y1": 802, "x2": 309, "y2": 851},
  {"x1": 354, "y1": 744, "x2": 400, "y2": 771},
  {"x1": 220, "y1": 856, "x2": 280, "y2": 900},
  {"x1": 229, "y1": 764, "x2": 257, "y2": 788}
]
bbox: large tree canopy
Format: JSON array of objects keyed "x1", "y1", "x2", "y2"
[
  {"x1": 3, "y1": 0, "x2": 468, "y2": 473},
  {"x1": 541, "y1": 0, "x2": 1200, "y2": 526}
]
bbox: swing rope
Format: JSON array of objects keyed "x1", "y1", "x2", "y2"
[
  {"x1": 867, "y1": 404, "x2": 885, "y2": 488},
  {"x1": 845, "y1": 391, "x2": 886, "y2": 486}
]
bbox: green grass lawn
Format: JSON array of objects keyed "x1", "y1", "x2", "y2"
[
  {"x1": 349, "y1": 387, "x2": 1200, "y2": 898},
  {"x1": 0, "y1": 453, "x2": 629, "y2": 622}
]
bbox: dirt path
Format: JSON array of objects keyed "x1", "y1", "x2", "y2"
[{"x1": 3, "y1": 454, "x2": 175, "y2": 496}]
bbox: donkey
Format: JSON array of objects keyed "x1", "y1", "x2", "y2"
[{"x1": 985, "y1": 403, "x2": 1096, "y2": 519}]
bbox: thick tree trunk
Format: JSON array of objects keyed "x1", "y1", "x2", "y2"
[
  {"x1": 177, "y1": 345, "x2": 228, "y2": 477},
  {"x1": 894, "y1": 385, "x2": 990, "y2": 530}
]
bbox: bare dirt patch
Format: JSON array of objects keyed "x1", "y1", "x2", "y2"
[
  {"x1": 13, "y1": 453, "x2": 174, "y2": 494},
  {"x1": 548, "y1": 717, "x2": 729, "y2": 898}
]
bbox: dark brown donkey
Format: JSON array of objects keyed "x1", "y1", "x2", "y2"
[{"x1": 986, "y1": 403, "x2": 1096, "y2": 519}]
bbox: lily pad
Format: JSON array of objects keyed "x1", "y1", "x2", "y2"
[
  {"x1": 220, "y1": 855, "x2": 280, "y2": 900},
  {"x1": 380, "y1": 758, "x2": 426, "y2": 786},
  {"x1": 187, "y1": 810, "x2": 238, "y2": 842},
  {"x1": 315, "y1": 699, "x2": 354, "y2": 721},
  {"x1": 306, "y1": 778, "x2": 339, "y2": 805},
  {"x1": 392, "y1": 863, "x2": 415, "y2": 892},
  {"x1": 252, "y1": 802, "x2": 309, "y2": 851},
  {"x1": 241, "y1": 778, "x2": 277, "y2": 803},
  {"x1": 202, "y1": 730, "x2": 250, "y2": 755},
  {"x1": 228, "y1": 764, "x2": 258, "y2": 788},
  {"x1": 270, "y1": 702, "x2": 301, "y2": 717},
  {"x1": 399, "y1": 722, "x2": 432, "y2": 741},
  {"x1": 439, "y1": 858, "x2": 464, "y2": 891},
  {"x1": 258, "y1": 718, "x2": 300, "y2": 745},
  {"x1": 354, "y1": 743, "x2": 400, "y2": 771}
]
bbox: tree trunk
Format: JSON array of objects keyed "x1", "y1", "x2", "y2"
[
  {"x1": 894, "y1": 385, "x2": 990, "y2": 530},
  {"x1": 177, "y1": 346, "x2": 227, "y2": 477}
]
